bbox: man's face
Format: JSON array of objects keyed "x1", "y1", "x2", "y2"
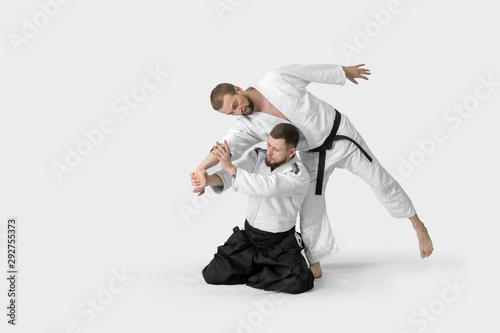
[
  {"x1": 265, "y1": 136, "x2": 295, "y2": 169},
  {"x1": 218, "y1": 90, "x2": 254, "y2": 116}
]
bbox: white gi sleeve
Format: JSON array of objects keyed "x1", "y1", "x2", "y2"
[
  {"x1": 210, "y1": 149, "x2": 259, "y2": 194},
  {"x1": 273, "y1": 64, "x2": 347, "y2": 89},
  {"x1": 220, "y1": 118, "x2": 263, "y2": 161},
  {"x1": 232, "y1": 162, "x2": 310, "y2": 198}
]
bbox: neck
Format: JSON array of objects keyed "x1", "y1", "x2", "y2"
[{"x1": 246, "y1": 89, "x2": 262, "y2": 112}]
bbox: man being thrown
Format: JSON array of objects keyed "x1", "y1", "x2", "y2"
[
  {"x1": 192, "y1": 63, "x2": 434, "y2": 278},
  {"x1": 194, "y1": 123, "x2": 314, "y2": 294}
]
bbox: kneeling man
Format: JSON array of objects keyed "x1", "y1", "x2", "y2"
[{"x1": 193, "y1": 123, "x2": 314, "y2": 294}]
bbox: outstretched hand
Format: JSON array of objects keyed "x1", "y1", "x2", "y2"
[
  {"x1": 211, "y1": 140, "x2": 237, "y2": 176},
  {"x1": 190, "y1": 170, "x2": 207, "y2": 196},
  {"x1": 343, "y1": 64, "x2": 371, "y2": 85}
]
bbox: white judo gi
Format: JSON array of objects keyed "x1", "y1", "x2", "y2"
[
  {"x1": 218, "y1": 64, "x2": 416, "y2": 263},
  {"x1": 212, "y1": 148, "x2": 310, "y2": 233}
]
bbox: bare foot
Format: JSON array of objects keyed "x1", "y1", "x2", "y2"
[
  {"x1": 310, "y1": 262, "x2": 322, "y2": 278},
  {"x1": 410, "y1": 214, "x2": 434, "y2": 258},
  {"x1": 416, "y1": 225, "x2": 434, "y2": 258}
]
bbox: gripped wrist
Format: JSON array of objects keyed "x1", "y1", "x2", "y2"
[{"x1": 228, "y1": 167, "x2": 237, "y2": 177}]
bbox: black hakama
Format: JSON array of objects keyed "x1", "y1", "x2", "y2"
[{"x1": 202, "y1": 220, "x2": 314, "y2": 294}]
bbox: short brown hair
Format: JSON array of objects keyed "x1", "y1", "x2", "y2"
[
  {"x1": 270, "y1": 123, "x2": 300, "y2": 148},
  {"x1": 210, "y1": 83, "x2": 237, "y2": 110}
]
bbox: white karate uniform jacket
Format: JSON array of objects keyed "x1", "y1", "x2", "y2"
[
  {"x1": 216, "y1": 64, "x2": 416, "y2": 263},
  {"x1": 211, "y1": 148, "x2": 310, "y2": 233}
]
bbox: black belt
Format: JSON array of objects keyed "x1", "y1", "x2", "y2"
[{"x1": 308, "y1": 110, "x2": 373, "y2": 195}]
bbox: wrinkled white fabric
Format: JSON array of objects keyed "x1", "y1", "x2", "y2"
[{"x1": 212, "y1": 150, "x2": 310, "y2": 233}]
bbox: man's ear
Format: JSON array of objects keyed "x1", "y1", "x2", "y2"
[
  {"x1": 289, "y1": 147, "x2": 296, "y2": 158},
  {"x1": 235, "y1": 86, "x2": 244, "y2": 93}
]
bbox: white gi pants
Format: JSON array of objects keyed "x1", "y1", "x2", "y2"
[{"x1": 298, "y1": 114, "x2": 416, "y2": 263}]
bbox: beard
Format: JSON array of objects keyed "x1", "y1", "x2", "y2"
[
  {"x1": 265, "y1": 156, "x2": 287, "y2": 169},
  {"x1": 241, "y1": 95, "x2": 254, "y2": 115}
]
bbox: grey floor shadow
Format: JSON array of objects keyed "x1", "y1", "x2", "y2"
[{"x1": 311, "y1": 256, "x2": 467, "y2": 294}]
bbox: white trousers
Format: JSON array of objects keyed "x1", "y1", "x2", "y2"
[{"x1": 298, "y1": 114, "x2": 416, "y2": 263}]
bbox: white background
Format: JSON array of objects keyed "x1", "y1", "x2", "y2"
[{"x1": 1, "y1": 0, "x2": 499, "y2": 332}]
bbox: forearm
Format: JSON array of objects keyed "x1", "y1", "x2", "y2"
[{"x1": 197, "y1": 153, "x2": 219, "y2": 171}]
